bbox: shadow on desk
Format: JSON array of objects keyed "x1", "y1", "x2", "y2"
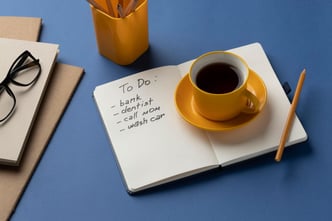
[{"x1": 119, "y1": 44, "x2": 183, "y2": 72}]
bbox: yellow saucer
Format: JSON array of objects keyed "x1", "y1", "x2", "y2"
[{"x1": 174, "y1": 70, "x2": 267, "y2": 131}]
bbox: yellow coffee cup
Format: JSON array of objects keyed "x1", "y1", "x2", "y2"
[{"x1": 189, "y1": 51, "x2": 260, "y2": 121}]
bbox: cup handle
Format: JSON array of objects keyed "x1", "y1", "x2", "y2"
[{"x1": 242, "y1": 89, "x2": 260, "y2": 114}]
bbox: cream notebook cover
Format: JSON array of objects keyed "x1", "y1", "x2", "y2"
[{"x1": 0, "y1": 38, "x2": 59, "y2": 165}]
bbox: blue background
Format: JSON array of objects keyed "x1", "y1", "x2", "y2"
[{"x1": 1, "y1": 0, "x2": 332, "y2": 220}]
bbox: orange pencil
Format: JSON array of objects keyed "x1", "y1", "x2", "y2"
[
  {"x1": 275, "y1": 69, "x2": 306, "y2": 162},
  {"x1": 86, "y1": 0, "x2": 107, "y2": 13},
  {"x1": 117, "y1": 3, "x2": 125, "y2": 18},
  {"x1": 124, "y1": 0, "x2": 138, "y2": 16},
  {"x1": 105, "y1": 0, "x2": 116, "y2": 17}
]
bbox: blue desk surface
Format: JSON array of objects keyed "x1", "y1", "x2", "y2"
[{"x1": 2, "y1": 0, "x2": 332, "y2": 220}]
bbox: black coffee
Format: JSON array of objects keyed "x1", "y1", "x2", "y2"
[{"x1": 196, "y1": 62, "x2": 240, "y2": 94}]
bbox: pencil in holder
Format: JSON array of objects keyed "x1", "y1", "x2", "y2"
[{"x1": 90, "y1": 0, "x2": 149, "y2": 65}]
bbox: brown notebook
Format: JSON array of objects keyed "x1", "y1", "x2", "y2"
[
  {"x1": 0, "y1": 16, "x2": 42, "y2": 41},
  {"x1": 0, "y1": 16, "x2": 84, "y2": 221}
]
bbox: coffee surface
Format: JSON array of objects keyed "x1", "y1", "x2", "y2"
[{"x1": 196, "y1": 62, "x2": 239, "y2": 94}]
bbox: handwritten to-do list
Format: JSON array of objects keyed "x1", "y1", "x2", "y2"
[
  {"x1": 111, "y1": 90, "x2": 166, "y2": 132},
  {"x1": 107, "y1": 70, "x2": 174, "y2": 133}
]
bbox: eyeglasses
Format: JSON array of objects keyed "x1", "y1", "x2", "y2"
[{"x1": 0, "y1": 50, "x2": 41, "y2": 123}]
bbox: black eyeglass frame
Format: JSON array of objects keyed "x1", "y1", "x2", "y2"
[{"x1": 0, "y1": 50, "x2": 41, "y2": 123}]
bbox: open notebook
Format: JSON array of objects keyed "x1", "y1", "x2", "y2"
[{"x1": 94, "y1": 43, "x2": 307, "y2": 193}]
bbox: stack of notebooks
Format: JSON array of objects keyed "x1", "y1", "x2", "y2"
[{"x1": 0, "y1": 16, "x2": 84, "y2": 221}]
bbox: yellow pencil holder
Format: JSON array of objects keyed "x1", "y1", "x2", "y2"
[{"x1": 90, "y1": 0, "x2": 149, "y2": 65}]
